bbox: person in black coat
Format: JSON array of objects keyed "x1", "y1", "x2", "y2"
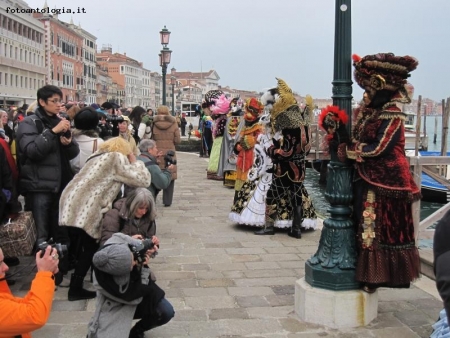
[
  {"x1": 16, "y1": 85, "x2": 79, "y2": 282},
  {"x1": 434, "y1": 209, "x2": 450, "y2": 323}
]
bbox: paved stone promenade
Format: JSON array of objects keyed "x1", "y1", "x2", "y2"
[{"x1": 7, "y1": 152, "x2": 444, "y2": 337}]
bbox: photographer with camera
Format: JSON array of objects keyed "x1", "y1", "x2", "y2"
[
  {"x1": 100, "y1": 187, "x2": 158, "y2": 246},
  {"x1": 59, "y1": 137, "x2": 151, "y2": 301},
  {"x1": 137, "y1": 140, "x2": 173, "y2": 199},
  {"x1": 87, "y1": 233, "x2": 174, "y2": 338},
  {"x1": 151, "y1": 105, "x2": 180, "y2": 207},
  {"x1": 0, "y1": 245, "x2": 59, "y2": 337},
  {"x1": 16, "y1": 85, "x2": 79, "y2": 283}
]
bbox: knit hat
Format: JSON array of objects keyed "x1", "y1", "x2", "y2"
[
  {"x1": 74, "y1": 107, "x2": 100, "y2": 130},
  {"x1": 93, "y1": 243, "x2": 132, "y2": 287},
  {"x1": 352, "y1": 53, "x2": 418, "y2": 103}
]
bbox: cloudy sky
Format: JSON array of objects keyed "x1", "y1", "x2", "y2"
[{"x1": 23, "y1": 0, "x2": 449, "y2": 102}]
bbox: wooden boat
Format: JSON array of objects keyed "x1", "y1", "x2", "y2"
[{"x1": 418, "y1": 151, "x2": 450, "y2": 204}]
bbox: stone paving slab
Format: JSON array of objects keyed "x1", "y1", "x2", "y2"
[{"x1": 5, "y1": 152, "x2": 443, "y2": 337}]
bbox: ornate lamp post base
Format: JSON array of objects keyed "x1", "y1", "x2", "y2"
[
  {"x1": 305, "y1": 262, "x2": 358, "y2": 291},
  {"x1": 306, "y1": 161, "x2": 359, "y2": 291}
]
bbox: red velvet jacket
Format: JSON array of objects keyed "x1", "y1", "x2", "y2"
[{"x1": 349, "y1": 104, "x2": 420, "y2": 200}]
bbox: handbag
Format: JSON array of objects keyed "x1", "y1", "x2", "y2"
[{"x1": 0, "y1": 212, "x2": 36, "y2": 257}]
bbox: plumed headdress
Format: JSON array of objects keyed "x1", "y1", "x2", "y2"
[
  {"x1": 352, "y1": 53, "x2": 418, "y2": 104},
  {"x1": 268, "y1": 78, "x2": 312, "y2": 130},
  {"x1": 210, "y1": 94, "x2": 231, "y2": 115},
  {"x1": 201, "y1": 90, "x2": 224, "y2": 109}
]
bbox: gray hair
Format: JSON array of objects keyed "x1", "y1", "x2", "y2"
[
  {"x1": 125, "y1": 187, "x2": 156, "y2": 221},
  {"x1": 139, "y1": 139, "x2": 156, "y2": 153}
]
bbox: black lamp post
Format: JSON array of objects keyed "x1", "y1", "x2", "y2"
[
  {"x1": 171, "y1": 76, "x2": 176, "y2": 116},
  {"x1": 159, "y1": 26, "x2": 172, "y2": 106},
  {"x1": 305, "y1": 0, "x2": 359, "y2": 291}
]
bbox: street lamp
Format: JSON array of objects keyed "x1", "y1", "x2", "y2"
[
  {"x1": 159, "y1": 26, "x2": 172, "y2": 105},
  {"x1": 170, "y1": 76, "x2": 176, "y2": 116},
  {"x1": 305, "y1": 0, "x2": 359, "y2": 291}
]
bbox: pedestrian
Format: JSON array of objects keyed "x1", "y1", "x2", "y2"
[
  {"x1": 180, "y1": 113, "x2": 187, "y2": 136},
  {"x1": 70, "y1": 107, "x2": 105, "y2": 174},
  {"x1": 128, "y1": 106, "x2": 147, "y2": 144},
  {"x1": 16, "y1": 85, "x2": 79, "y2": 284},
  {"x1": 0, "y1": 245, "x2": 59, "y2": 338},
  {"x1": 434, "y1": 209, "x2": 450, "y2": 325},
  {"x1": 118, "y1": 115, "x2": 139, "y2": 156},
  {"x1": 347, "y1": 53, "x2": 421, "y2": 293},
  {"x1": 151, "y1": 105, "x2": 180, "y2": 207},
  {"x1": 59, "y1": 136, "x2": 151, "y2": 301}
]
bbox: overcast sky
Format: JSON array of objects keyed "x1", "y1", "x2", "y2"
[{"x1": 23, "y1": 0, "x2": 450, "y2": 102}]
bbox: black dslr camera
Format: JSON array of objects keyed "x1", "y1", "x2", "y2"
[
  {"x1": 105, "y1": 114, "x2": 124, "y2": 123},
  {"x1": 37, "y1": 238, "x2": 68, "y2": 258},
  {"x1": 164, "y1": 150, "x2": 177, "y2": 167},
  {"x1": 128, "y1": 238, "x2": 156, "y2": 264}
]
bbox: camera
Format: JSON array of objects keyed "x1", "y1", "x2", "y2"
[
  {"x1": 164, "y1": 150, "x2": 177, "y2": 167},
  {"x1": 128, "y1": 238, "x2": 156, "y2": 264},
  {"x1": 60, "y1": 129, "x2": 71, "y2": 138},
  {"x1": 105, "y1": 114, "x2": 124, "y2": 123},
  {"x1": 37, "y1": 238, "x2": 68, "y2": 258}
]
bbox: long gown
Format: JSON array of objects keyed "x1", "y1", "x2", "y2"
[{"x1": 230, "y1": 121, "x2": 317, "y2": 229}]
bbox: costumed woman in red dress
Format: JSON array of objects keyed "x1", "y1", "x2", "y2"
[{"x1": 347, "y1": 53, "x2": 421, "y2": 293}]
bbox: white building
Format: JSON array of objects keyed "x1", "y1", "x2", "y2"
[{"x1": 0, "y1": 0, "x2": 46, "y2": 107}]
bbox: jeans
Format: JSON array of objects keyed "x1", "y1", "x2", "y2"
[{"x1": 134, "y1": 298, "x2": 175, "y2": 331}]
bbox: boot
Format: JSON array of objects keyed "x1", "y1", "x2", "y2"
[
  {"x1": 68, "y1": 274, "x2": 96, "y2": 301},
  {"x1": 254, "y1": 221, "x2": 274, "y2": 235},
  {"x1": 129, "y1": 320, "x2": 146, "y2": 338},
  {"x1": 288, "y1": 205, "x2": 302, "y2": 239}
]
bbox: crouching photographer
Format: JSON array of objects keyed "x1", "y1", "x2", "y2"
[{"x1": 87, "y1": 233, "x2": 174, "y2": 338}]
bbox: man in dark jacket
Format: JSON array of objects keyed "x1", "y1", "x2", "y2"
[
  {"x1": 16, "y1": 85, "x2": 79, "y2": 280},
  {"x1": 434, "y1": 209, "x2": 450, "y2": 323}
]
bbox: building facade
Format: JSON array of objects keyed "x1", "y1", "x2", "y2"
[
  {"x1": 97, "y1": 45, "x2": 150, "y2": 108},
  {"x1": 0, "y1": 0, "x2": 46, "y2": 107},
  {"x1": 35, "y1": 10, "x2": 84, "y2": 102},
  {"x1": 74, "y1": 23, "x2": 96, "y2": 104}
]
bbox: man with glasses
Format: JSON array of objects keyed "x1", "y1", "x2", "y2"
[{"x1": 16, "y1": 85, "x2": 79, "y2": 284}]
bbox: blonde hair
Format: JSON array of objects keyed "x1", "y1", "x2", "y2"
[
  {"x1": 98, "y1": 137, "x2": 132, "y2": 156},
  {"x1": 157, "y1": 105, "x2": 169, "y2": 115},
  {"x1": 26, "y1": 100, "x2": 37, "y2": 115},
  {"x1": 67, "y1": 104, "x2": 81, "y2": 120}
]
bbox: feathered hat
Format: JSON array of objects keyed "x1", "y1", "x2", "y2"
[
  {"x1": 318, "y1": 105, "x2": 348, "y2": 133},
  {"x1": 210, "y1": 94, "x2": 231, "y2": 115},
  {"x1": 201, "y1": 89, "x2": 224, "y2": 109},
  {"x1": 352, "y1": 53, "x2": 418, "y2": 104},
  {"x1": 268, "y1": 78, "x2": 313, "y2": 130}
]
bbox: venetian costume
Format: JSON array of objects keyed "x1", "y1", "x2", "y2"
[
  {"x1": 232, "y1": 98, "x2": 264, "y2": 201},
  {"x1": 201, "y1": 90, "x2": 222, "y2": 160},
  {"x1": 207, "y1": 94, "x2": 230, "y2": 180},
  {"x1": 256, "y1": 79, "x2": 317, "y2": 237},
  {"x1": 217, "y1": 98, "x2": 244, "y2": 188},
  {"x1": 229, "y1": 107, "x2": 292, "y2": 228},
  {"x1": 348, "y1": 53, "x2": 421, "y2": 290}
]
